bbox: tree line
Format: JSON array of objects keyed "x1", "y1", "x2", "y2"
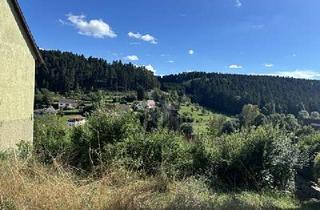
[
  {"x1": 160, "y1": 72, "x2": 320, "y2": 115},
  {"x1": 36, "y1": 50, "x2": 320, "y2": 115},
  {"x1": 36, "y1": 50, "x2": 159, "y2": 93}
]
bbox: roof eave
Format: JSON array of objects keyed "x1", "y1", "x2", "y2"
[{"x1": 11, "y1": 0, "x2": 44, "y2": 64}]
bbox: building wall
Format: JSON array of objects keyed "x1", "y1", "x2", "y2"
[{"x1": 0, "y1": 0, "x2": 36, "y2": 149}]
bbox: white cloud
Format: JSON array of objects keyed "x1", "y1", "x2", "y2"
[
  {"x1": 229, "y1": 64, "x2": 243, "y2": 69},
  {"x1": 144, "y1": 64, "x2": 156, "y2": 73},
  {"x1": 188, "y1": 49, "x2": 194, "y2": 55},
  {"x1": 58, "y1": 19, "x2": 67, "y2": 25},
  {"x1": 128, "y1": 32, "x2": 158, "y2": 44},
  {"x1": 124, "y1": 55, "x2": 139, "y2": 61},
  {"x1": 264, "y1": 63, "x2": 274, "y2": 68},
  {"x1": 65, "y1": 14, "x2": 117, "y2": 38},
  {"x1": 268, "y1": 70, "x2": 320, "y2": 80},
  {"x1": 235, "y1": 0, "x2": 242, "y2": 8},
  {"x1": 168, "y1": 60, "x2": 175, "y2": 63}
]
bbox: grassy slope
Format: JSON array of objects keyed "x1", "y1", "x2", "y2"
[
  {"x1": 0, "y1": 158, "x2": 308, "y2": 210},
  {"x1": 179, "y1": 103, "x2": 229, "y2": 134}
]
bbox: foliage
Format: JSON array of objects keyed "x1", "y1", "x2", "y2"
[
  {"x1": 179, "y1": 103, "x2": 220, "y2": 134},
  {"x1": 311, "y1": 111, "x2": 320, "y2": 119},
  {"x1": 36, "y1": 50, "x2": 159, "y2": 93},
  {"x1": 240, "y1": 104, "x2": 260, "y2": 127},
  {"x1": 299, "y1": 110, "x2": 310, "y2": 120},
  {"x1": 33, "y1": 115, "x2": 71, "y2": 164},
  {"x1": 160, "y1": 72, "x2": 320, "y2": 115},
  {"x1": 34, "y1": 88, "x2": 56, "y2": 108},
  {"x1": 180, "y1": 123, "x2": 193, "y2": 138},
  {"x1": 136, "y1": 85, "x2": 145, "y2": 100},
  {"x1": 194, "y1": 125, "x2": 305, "y2": 190},
  {"x1": 221, "y1": 118, "x2": 240, "y2": 134},
  {"x1": 207, "y1": 115, "x2": 228, "y2": 137},
  {"x1": 115, "y1": 130, "x2": 193, "y2": 177},
  {"x1": 313, "y1": 153, "x2": 320, "y2": 184},
  {"x1": 266, "y1": 113, "x2": 300, "y2": 133},
  {"x1": 31, "y1": 109, "x2": 310, "y2": 193},
  {"x1": 299, "y1": 133, "x2": 320, "y2": 160},
  {"x1": 70, "y1": 111, "x2": 140, "y2": 171},
  {"x1": 142, "y1": 108, "x2": 161, "y2": 132},
  {"x1": 298, "y1": 133, "x2": 320, "y2": 179}
]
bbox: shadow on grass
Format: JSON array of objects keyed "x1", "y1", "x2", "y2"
[{"x1": 292, "y1": 200, "x2": 320, "y2": 210}]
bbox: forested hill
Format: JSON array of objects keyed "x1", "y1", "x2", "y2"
[
  {"x1": 36, "y1": 50, "x2": 160, "y2": 92},
  {"x1": 36, "y1": 50, "x2": 320, "y2": 115},
  {"x1": 160, "y1": 72, "x2": 320, "y2": 115}
]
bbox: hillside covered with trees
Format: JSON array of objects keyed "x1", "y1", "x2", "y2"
[
  {"x1": 160, "y1": 72, "x2": 320, "y2": 115},
  {"x1": 36, "y1": 50, "x2": 320, "y2": 116},
  {"x1": 36, "y1": 50, "x2": 159, "y2": 93}
]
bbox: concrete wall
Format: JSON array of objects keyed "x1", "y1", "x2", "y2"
[{"x1": 0, "y1": 0, "x2": 36, "y2": 149}]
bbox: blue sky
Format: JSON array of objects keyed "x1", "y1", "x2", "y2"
[{"x1": 20, "y1": 0, "x2": 320, "y2": 78}]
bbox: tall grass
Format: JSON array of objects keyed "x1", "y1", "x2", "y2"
[{"x1": 0, "y1": 158, "x2": 303, "y2": 210}]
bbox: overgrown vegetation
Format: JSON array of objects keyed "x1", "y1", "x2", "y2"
[
  {"x1": 6, "y1": 63, "x2": 320, "y2": 208},
  {"x1": 0, "y1": 158, "x2": 303, "y2": 210},
  {"x1": 2, "y1": 106, "x2": 320, "y2": 209}
]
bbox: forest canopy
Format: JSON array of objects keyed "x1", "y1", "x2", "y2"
[
  {"x1": 160, "y1": 72, "x2": 320, "y2": 115},
  {"x1": 36, "y1": 50, "x2": 160, "y2": 92}
]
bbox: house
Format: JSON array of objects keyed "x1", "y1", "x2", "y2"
[
  {"x1": 304, "y1": 119, "x2": 320, "y2": 130},
  {"x1": 67, "y1": 116, "x2": 86, "y2": 127},
  {"x1": 0, "y1": 0, "x2": 43, "y2": 149},
  {"x1": 34, "y1": 106, "x2": 57, "y2": 116},
  {"x1": 146, "y1": 100, "x2": 156, "y2": 109},
  {"x1": 58, "y1": 99, "x2": 78, "y2": 110}
]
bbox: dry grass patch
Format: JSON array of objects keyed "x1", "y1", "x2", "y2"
[{"x1": 0, "y1": 158, "x2": 306, "y2": 210}]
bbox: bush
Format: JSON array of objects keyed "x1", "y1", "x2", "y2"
[
  {"x1": 196, "y1": 125, "x2": 305, "y2": 190},
  {"x1": 0, "y1": 198, "x2": 16, "y2": 210},
  {"x1": 115, "y1": 130, "x2": 193, "y2": 177},
  {"x1": 298, "y1": 133, "x2": 320, "y2": 179},
  {"x1": 221, "y1": 119, "x2": 240, "y2": 134},
  {"x1": 33, "y1": 115, "x2": 71, "y2": 164},
  {"x1": 180, "y1": 123, "x2": 193, "y2": 138},
  {"x1": 70, "y1": 111, "x2": 140, "y2": 171},
  {"x1": 207, "y1": 115, "x2": 228, "y2": 137},
  {"x1": 313, "y1": 153, "x2": 320, "y2": 184},
  {"x1": 31, "y1": 109, "x2": 309, "y2": 193}
]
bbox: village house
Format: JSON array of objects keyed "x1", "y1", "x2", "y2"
[
  {"x1": 34, "y1": 106, "x2": 57, "y2": 116},
  {"x1": 304, "y1": 119, "x2": 320, "y2": 130},
  {"x1": 58, "y1": 99, "x2": 78, "y2": 110},
  {"x1": 0, "y1": 0, "x2": 43, "y2": 149},
  {"x1": 146, "y1": 100, "x2": 156, "y2": 109},
  {"x1": 67, "y1": 116, "x2": 86, "y2": 127}
]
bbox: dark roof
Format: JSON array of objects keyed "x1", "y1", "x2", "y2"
[
  {"x1": 59, "y1": 99, "x2": 78, "y2": 104},
  {"x1": 11, "y1": 0, "x2": 43, "y2": 63}
]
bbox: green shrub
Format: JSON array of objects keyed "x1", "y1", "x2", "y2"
[
  {"x1": 0, "y1": 198, "x2": 16, "y2": 210},
  {"x1": 16, "y1": 140, "x2": 32, "y2": 159},
  {"x1": 33, "y1": 115, "x2": 71, "y2": 164},
  {"x1": 70, "y1": 111, "x2": 140, "y2": 171},
  {"x1": 115, "y1": 129, "x2": 192, "y2": 177},
  {"x1": 299, "y1": 133, "x2": 320, "y2": 157},
  {"x1": 207, "y1": 115, "x2": 228, "y2": 137},
  {"x1": 180, "y1": 123, "x2": 193, "y2": 138},
  {"x1": 313, "y1": 153, "x2": 320, "y2": 184},
  {"x1": 298, "y1": 133, "x2": 320, "y2": 179},
  {"x1": 196, "y1": 125, "x2": 305, "y2": 190}
]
